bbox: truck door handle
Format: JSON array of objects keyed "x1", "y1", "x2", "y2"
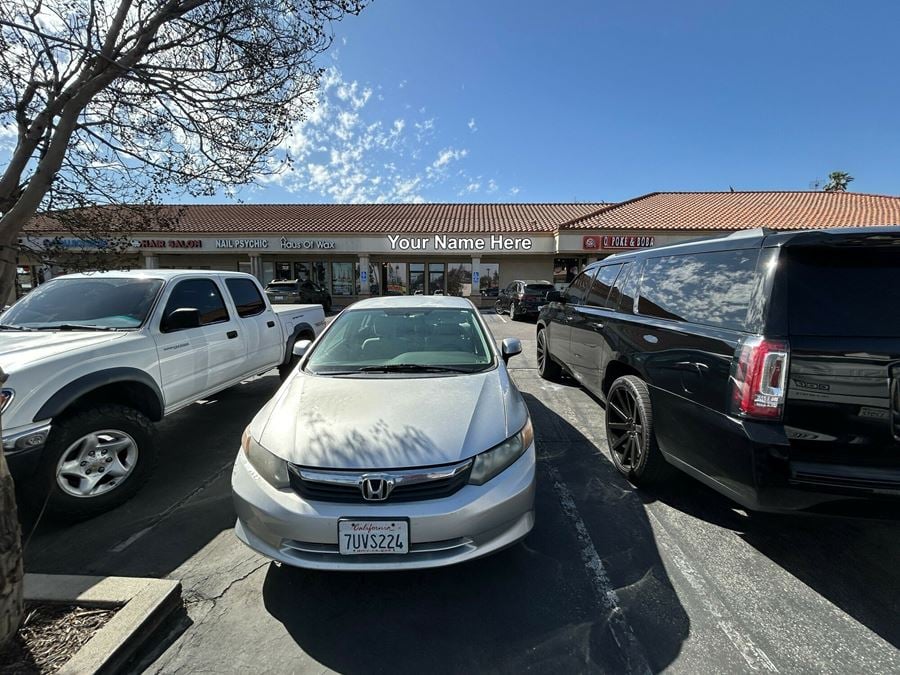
[
  {"x1": 266, "y1": 320, "x2": 275, "y2": 328},
  {"x1": 227, "y1": 330, "x2": 239, "y2": 339}
]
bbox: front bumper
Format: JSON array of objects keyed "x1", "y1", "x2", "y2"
[
  {"x1": 2, "y1": 421, "x2": 52, "y2": 482},
  {"x1": 232, "y1": 444, "x2": 536, "y2": 570}
]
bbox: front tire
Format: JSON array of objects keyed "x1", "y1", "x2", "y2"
[
  {"x1": 604, "y1": 376, "x2": 670, "y2": 485},
  {"x1": 40, "y1": 405, "x2": 157, "y2": 521},
  {"x1": 495, "y1": 300, "x2": 504, "y2": 315},
  {"x1": 537, "y1": 329, "x2": 562, "y2": 381}
]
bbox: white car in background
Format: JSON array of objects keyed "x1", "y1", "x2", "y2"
[
  {"x1": 233, "y1": 295, "x2": 536, "y2": 570},
  {"x1": 0, "y1": 270, "x2": 325, "y2": 519}
]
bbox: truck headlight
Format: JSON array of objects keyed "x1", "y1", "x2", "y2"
[
  {"x1": 469, "y1": 418, "x2": 534, "y2": 485},
  {"x1": 241, "y1": 428, "x2": 290, "y2": 489},
  {"x1": 1, "y1": 389, "x2": 13, "y2": 414}
]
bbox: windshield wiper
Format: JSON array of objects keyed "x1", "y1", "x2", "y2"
[
  {"x1": 35, "y1": 324, "x2": 121, "y2": 332},
  {"x1": 0, "y1": 324, "x2": 37, "y2": 331},
  {"x1": 358, "y1": 364, "x2": 472, "y2": 373}
]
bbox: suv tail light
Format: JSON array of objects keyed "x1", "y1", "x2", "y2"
[{"x1": 730, "y1": 337, "x2": 789, "y2": 419}]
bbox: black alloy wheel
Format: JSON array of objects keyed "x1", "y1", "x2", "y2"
[
  {"x1": 536, "y1": 329, "x2": 561, "y2": 380},
  {"x1": 495, "y1": 299, "x2": 504, "y2": 314},
  {"x1": 604, "y1": 375, "x2": 670, "y2": 485}
]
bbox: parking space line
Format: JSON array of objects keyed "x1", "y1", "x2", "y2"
[
  {"x1": 645, "y1": 509, "x2": 780, "y2": 672},
  {"x1": 547, "y1": 463, "x2": 652, "y2": 675}
]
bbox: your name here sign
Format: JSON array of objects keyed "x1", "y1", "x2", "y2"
[{"x1": 388, "y1": 234, "x2": 534, "y2": 251}]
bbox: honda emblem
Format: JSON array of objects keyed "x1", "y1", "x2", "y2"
[{"x1": 359, "y1": 475, "x2": 395, "y2": 501}]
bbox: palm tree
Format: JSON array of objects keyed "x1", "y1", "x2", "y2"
[{"x1": 823, "y1": 171, "x2": 854, "y2": 192}]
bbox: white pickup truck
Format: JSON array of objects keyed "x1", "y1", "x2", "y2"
[{"x1": 0, "y1": 270, "x2": 326, "y2": 518}]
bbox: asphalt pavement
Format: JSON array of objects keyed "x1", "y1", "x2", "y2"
[{"x1": 22, "y1": 309, "x2": 900, "y2": 674}]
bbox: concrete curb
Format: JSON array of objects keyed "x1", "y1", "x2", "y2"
[{"x1": 24, "y1": 573, "x2": 182, "y2": 675}]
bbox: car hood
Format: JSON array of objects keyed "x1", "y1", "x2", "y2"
[
  {"x1": 255, "y1": 368, "x2": 529, "y2": 469},
  {"x1": 0, "y1": 331, "x2": 127, "y2": 373}
]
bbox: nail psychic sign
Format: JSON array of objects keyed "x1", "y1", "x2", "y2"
[{"x1": 387, "y1": 234, "x2": 534, "y2": 251}]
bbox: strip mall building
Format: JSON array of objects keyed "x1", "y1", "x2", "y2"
[{"x1": 21, "y1": 191, "x2": 900, "y2": 305}]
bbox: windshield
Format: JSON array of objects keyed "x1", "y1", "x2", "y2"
[
  {"x1": 305, "y1": 307, "x2": 494, "y2": 374},
  {"x1": 1, "y1": 277, "x2": 163, "y2": 329},
  {"x1": 524, "y1": 284, "x2": 555, "y2": 293}
]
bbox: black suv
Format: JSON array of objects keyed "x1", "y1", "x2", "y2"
[
  {"x1": 265, "y1": 279, "x2": 332, "y2": 312},
  {"x1": 495, "y1": 280, "x2": 555, "y2": 320},
  {"x1": 536, "y1": 227, "x2": 900, "y2": 512}
]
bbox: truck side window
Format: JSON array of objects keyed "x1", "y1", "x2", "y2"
[
  {"x1": 225, "y1": 278, "x2": 266, "y2": 318},
  {"x1": 163, "y1": 279, "x2": 229, "y2": 327},
  {"x1": 564, "y1": 270, "x2": 596, "y2": 305},
  {"x1": 586, "y1": 264, "x2": 623, "y2": 308}
]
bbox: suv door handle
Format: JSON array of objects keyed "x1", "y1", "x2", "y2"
[
  {"x1": 227, "y1": 330, "x2": 239, "y2": 339},
  {"x1": 266, "y1": 320, "x2": 275, "y2": 328}
]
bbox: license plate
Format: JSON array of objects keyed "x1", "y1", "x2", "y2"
[{"x1": 338, "y1": 519, "x2": 408, "y2": 555}]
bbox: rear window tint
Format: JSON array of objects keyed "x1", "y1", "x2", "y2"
[
  {"x1": 787, "y1": 247, "x2": 900, "y2": 337},
  {"x1": 637, "y1": 249, "x2": 760, "y2": 331},
  {"x1": 586, "y1": 264, "x2": 622, "y2": 308},
  {"x1": 226, "y1": 278, "x2": 266, "y2": 318},
  {"x1": 524, "y1": 284, "x2": 554, "y2": 293}
]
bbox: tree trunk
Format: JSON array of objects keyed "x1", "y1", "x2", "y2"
[{"x1": 0, "y1": 367, "x2": 24, "y2": 647}]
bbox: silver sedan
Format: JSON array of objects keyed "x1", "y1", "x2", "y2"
[{"x1": 232, "y1": 295, "x2": 535, "y2": 570}]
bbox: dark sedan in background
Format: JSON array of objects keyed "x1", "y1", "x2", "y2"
[
  {"x1": 266, "y1": 279, "x2": 332, "y2": 312},
  {"x1": 495, "y1": 280, "x2": 555, "y2": 321}
]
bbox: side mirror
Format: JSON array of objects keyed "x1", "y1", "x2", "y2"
[
  {"x1": 292, "y1": 339, "x2": 313, "y2": 358},
  {"x1": 163, "y1": 307, "x2": 201, "y2": 332},
  {"x1": 546, "y1": 290, "x2": 564, "y2": 303},
  {"x1": 501, "y1": 337, "x2": 522, "y2": 364}
]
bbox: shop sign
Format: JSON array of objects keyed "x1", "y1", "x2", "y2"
[
  {"x1": 279, "y1": 237, "x2": 336, "y2": 250},
  {"x1": 132, "y1": 239, "x2": 203, "y2": 249},
  {"x1": 215, "y1": 238, "x2": 269, "y2": 249},
  {"x1": 38, "y1": 237, "x2": 110, "y2": 249},
  {"x1": 583, "y1": 235, "x2": 656, "y2": 250},
  {"x1": 388, "y1": 234, "x2": 533, "y2": 252}
]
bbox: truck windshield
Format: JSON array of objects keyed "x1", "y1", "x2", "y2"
[
  {"x1": 305, "y1": 307, "x2": 494, "y2": 374},
  {"x1": 787, "y1": 247, "x2": 900, "y2": 337},
  {"x1": 1, "y1": 278, "x2": 164, "y2": 329}
]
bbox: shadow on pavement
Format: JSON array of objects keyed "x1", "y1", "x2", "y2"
[
  {"x1": 22, "y1": 374, "x2": 281, "y2": 578},
  {"x1": 262, "y1": 392, "x2": 690, "y2": 674},
  {"x1": 637, "y1": 442, "x2": 900, "y2": 650}
]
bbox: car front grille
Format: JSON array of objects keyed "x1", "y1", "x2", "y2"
[{"x1": 289, "y1": 459, "x2": 473, "y2": 504}]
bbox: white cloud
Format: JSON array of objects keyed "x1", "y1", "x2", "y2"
[
  {"x1": 487, "y1": 178, "x2": 498, "y2": 193},
  {"x1": 468, "y1": 118, "x2": 477, "y2": 132},
  {"x1": 257, "y1": 66, "x2": 495, "y2": 203},
  {"x1": 510, "y1": 186, "x2": 521, "y2": 195}
]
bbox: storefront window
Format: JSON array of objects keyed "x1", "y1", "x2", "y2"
[
  {"x1": 276, "y1": 262, "x2": 292, "y2": 280},
  {"x1": 311, "y1": 261, "x2": 328, "y2": 287},
  {"x1": 331, "y1": 262, "x2": 356, "y2": 296},
  {"x1": 429, "y1": 262, "x2": 445, "y2": 295},
  {"x1": 262, "y1": 262, "x2": 275, "y2": 286},
  {"x1": 367, "y1": 263, "x2": 381, "y2": 295},
  {"x1": 384, "y1": 263, "x2": 408, "y2": 295},
  {"x1": 553, "y1": 257, "x2": 586, "y2": 289},
  {"x1": 447, "y1": 262, "x2": 472, "y2": 296},
  {"x1": 479, "y1": 263, "x2": 500, "y2": 297},
  {"x1": 294, "y1": 262, "x2": 312, "y2": 282},
  {"x1": 409, "y1": 263, "x2": 425, "y2": 295}
]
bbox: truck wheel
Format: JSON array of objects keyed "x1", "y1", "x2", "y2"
[
  {"x1": 604, "y1": 376, "x2": 671, "y2": 486},
  {"x1": 40, "y1": 405, "x2": 157, "y2": 521},
  {"x1": 537, "y1": 329, "x2": 562, "y2": 381},
  {"x1": 279, "y1": 334, "x2": 313, "y2": 381}
]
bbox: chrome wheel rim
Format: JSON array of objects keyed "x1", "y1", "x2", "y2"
[
  {"x1": 537, "y1": 332, "x2": 547, "y2": 372},
  {"x1": 55, "y1": 429, "x2": 139, "y2": 498},
  {"x1": 606, "y1": 387, "x2": 644, "y2": 469},
  {"x1": 495, "y1": 301, "x2": 503, "y2": 314}
]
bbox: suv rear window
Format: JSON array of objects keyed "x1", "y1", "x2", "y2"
[
  {"x1": 637, "y1": 249, "x2": 760, "y2": 331},
  {"x1": 524, "y1": 284, "x2": 554, "y2": 293},
  {"x1": 787, "y1": 247, "x2": 900, "y2": 337}
]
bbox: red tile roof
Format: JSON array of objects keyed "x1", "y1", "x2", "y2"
[
  {"x1": 561, "y1": 192, "x2": 900, "y2": 231},
  {"x1": 26, "y1": 203, "x2": 609, "y2": 234}
]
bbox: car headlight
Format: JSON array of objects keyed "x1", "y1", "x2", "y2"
[
  {"x1": 469, "y1": 418, "x2": 534, "y2": 485},
  {"x1": 1, "y1": 389, "x2": 13, "y2": 414},
  {"x1": 241, "y1": 428, "x2": 290, "y2": 489}
]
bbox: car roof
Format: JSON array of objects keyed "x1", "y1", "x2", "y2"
[
  {"x1": 348, "y1": 295, "x2": 473, "y2": 310},
  {"x1": 55, "y1": 269, "x2": 258, "y2": 281}
]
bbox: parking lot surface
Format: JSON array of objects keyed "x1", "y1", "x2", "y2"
[{"x1": 23, "y1": 311, "x2": 900, "y2": 673}]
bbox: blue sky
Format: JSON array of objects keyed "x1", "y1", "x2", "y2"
[{"x1": 240, "y1": 0, "x2": 899, "y2": 204}]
